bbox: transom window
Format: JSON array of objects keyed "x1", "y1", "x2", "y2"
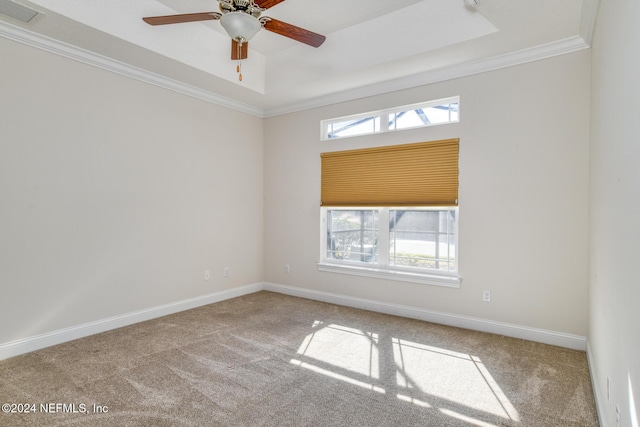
[{"x1": 321, "y1": 97, "x2": 459, "y2": 140}]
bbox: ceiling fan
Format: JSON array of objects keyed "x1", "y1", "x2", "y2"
[{"x1": 142, "y1": 0, "x2": 326, "y2": 80}]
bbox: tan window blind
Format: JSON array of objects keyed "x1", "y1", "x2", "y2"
[{"x1": 321, "y1": 138, "x2": 459, "y2": 207}]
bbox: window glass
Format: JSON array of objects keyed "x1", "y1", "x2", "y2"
[
  {"x1": 323, "y1": 208, "x2": 457, "y2": 276},
  {"x1": 388, "y1": 102, "x2": 459, "y2": 131},
  {"x1": 389, "y1": 210, "x2": 456, "y2": 272},
  {"x1": 322, "y1": 97, "x2": 459, "y2": 140},
  {"x1": 327, "y1": 116, "x2": 380, "y2": 139},
  {"x1": 326, "y1": 210, "x2": 378, "y2": 263}
]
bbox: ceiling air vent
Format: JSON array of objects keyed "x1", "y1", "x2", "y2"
[{"x1": 0, "y1": 0, "x2": 39, "y2": 23}]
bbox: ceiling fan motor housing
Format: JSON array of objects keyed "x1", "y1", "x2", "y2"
[{"x1": 219, "y1": 0, "x2": 263, "y2": 18}]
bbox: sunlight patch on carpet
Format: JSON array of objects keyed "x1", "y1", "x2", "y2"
[
  {"x1": 290, "y1": 358, "x2": 386, "y2": 394},
  {"x1": 295, "y1": 321, "x2": 379, "y2": 380},
  {"x1": 396, "y1": 393, "x2": 432, "y2": 408},
  {"x1": 292, "y1": 321, "x2": 521, "y2": 424},
  {"x1": 393, "y1": 338, "x2": 520, "y2": 421}
]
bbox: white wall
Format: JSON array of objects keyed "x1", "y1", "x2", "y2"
[
  {"x1": 0, "y1": 36, "x2": 264, "y2": 345},
  {"x1": 589, "y1": 0, "x2": 640, "y2": 425},
  {"x1": 264, "y1": 50, "x2": 591, "y2": 337}
]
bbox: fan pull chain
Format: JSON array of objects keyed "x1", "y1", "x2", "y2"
[{"x1": 236, "y1": 40, "x2": 243, "y2": 81}]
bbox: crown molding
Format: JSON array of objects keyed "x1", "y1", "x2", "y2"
[
  {"x1": 2, "y1": 18, "x2": 590, "y2": 119},
  {"x1": 263, "y1": 35, "x2": 590, "y2": 117},
  {"x1": 0, "y1": 19, "x2": 264, "y2": 117}
]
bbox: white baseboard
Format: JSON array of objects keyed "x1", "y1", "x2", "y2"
[
  {"x1": 1, "y1": 281, "x2": 588, "y2": 360},
  {"x1": 263, "y1": 282, "x2": 587, "y2": 351},
  {"x1": 0, "y1": 283, "x2": 263, "y2": 361},
  {"x1": 586, "y1": 341, "x2": 607, "y2": 426}
]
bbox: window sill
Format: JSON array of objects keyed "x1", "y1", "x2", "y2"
[{"x1": 317, "y1": 262, "x2": 461, "y2": 288}]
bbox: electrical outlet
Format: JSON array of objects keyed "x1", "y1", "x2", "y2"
[
  {"x1": 482, "y1": 290, "x2": 491, "y2": 302},
  {"x1": 284, "y1": 264, "x2": 290, "y2": 274},
  {"x1": 224, "y1": 267, "x2": 229, "y2": 277},
  {"x1": 204, "y1": 270, "x2": 210, "y2": 280}
]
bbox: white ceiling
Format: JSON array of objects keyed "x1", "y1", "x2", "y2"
[{"x1": 0, "y1": 0, "x2": 596, "y2": 116}]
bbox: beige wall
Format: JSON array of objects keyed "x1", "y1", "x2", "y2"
[
  {"x1": 0, "y1": 36, "x2": 264, "y2": 344},
  {"x1": 264, "y1": 50, "x2": 591, "y2": 336},
  {"x1": 7, "y1": 15, "x2": 637, "y2": 424},
  {"x1": 1, "y1": 19, "x2": 596, "y2": 361},
  {"x1": 589, "y1": 0, "x2": 640, "y2": 425},
  {"x1": 5, "y1": 6, "x2": 638, "y2": 421}
]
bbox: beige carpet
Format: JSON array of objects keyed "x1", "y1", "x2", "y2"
[{"x1": 0, "y1": 291, "x2": 598, "y2": 426}]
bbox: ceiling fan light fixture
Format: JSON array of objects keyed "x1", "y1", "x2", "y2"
[
  {"x1": 142, "y1": 0, "x2": 326, "y2": 83},
  {"x1": 220, "y1": 11, "x2": 262, "y2": 42}
]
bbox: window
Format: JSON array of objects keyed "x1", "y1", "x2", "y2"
[
  {"x1": 320, "y1": 208, "x2": 459, "y2": 287},
  {"x1": 321, "y1": 97, "x2": 459, "y2": 140},
  {"x1": 319, "y1": 139, "x2": 460, "y2": 287}
]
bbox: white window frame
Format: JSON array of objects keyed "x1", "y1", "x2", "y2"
[
  {"x1": 320, "y1": 96, "x2": 460, "y2": 141},
  {"x1": 318, "y1": 207, "x2": 461, "y2": 288}
]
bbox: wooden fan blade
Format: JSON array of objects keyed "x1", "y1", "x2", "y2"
[
  {"x1": 231, "y1": 40, "x2": 248, "y2": 60},
  {"x1": 255, "y1": 0, "x2": 286, "y2": 9},
  {"x1": 142, "y1": 12, "x2": 221, "y2": 26},
  {"x1": 264, "y1": 18, "x2": 325, "y2": 47}
]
